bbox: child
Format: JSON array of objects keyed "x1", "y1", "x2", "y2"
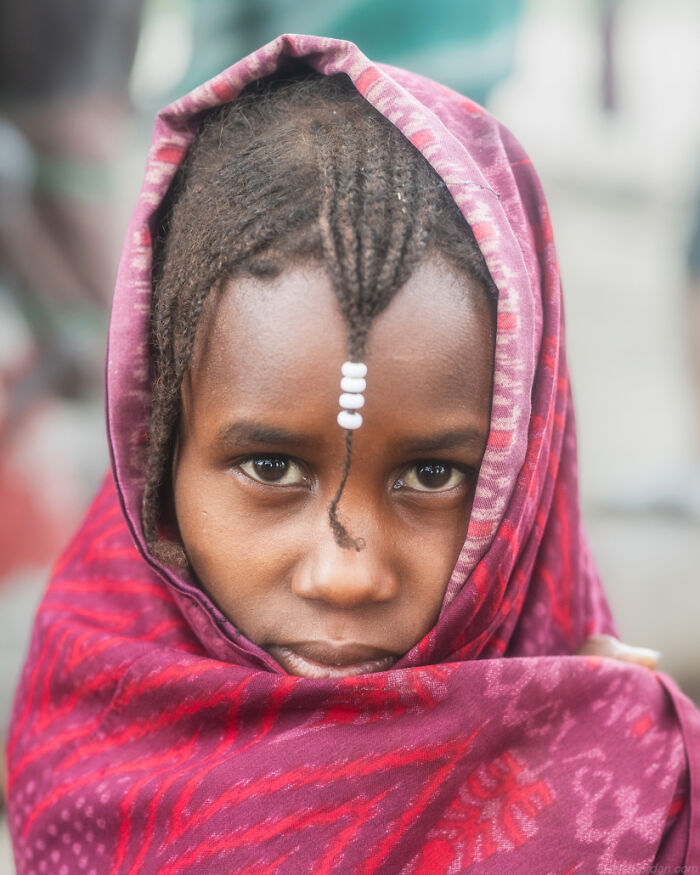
[{"x1": 6, "y1": 35, "x2": 699, "y2": 872}]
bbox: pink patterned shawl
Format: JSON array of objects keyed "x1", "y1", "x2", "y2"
[{"x1": 7, "y1": 35, "x2": 700, "y2": 873}]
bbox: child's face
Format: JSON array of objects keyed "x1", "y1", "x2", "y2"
[{"x1": 173, "y1": 255, "x2": 495, "y2": 677}]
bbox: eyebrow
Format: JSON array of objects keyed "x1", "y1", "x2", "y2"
[
  {"x1": 398, "y1": 428, "x2": 488, "y2": 455},
  {"x1": 213, "y1": 421, "x2": 488, "y2": 455},
  {"x1": 213, "y1": 420, "x2": 316, "y2": 449}
]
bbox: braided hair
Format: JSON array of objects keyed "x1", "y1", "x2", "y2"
[{"x1": 144, "y1": 71, "x2": 496, "y2": 564}]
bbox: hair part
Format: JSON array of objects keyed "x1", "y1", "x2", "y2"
[{"x1": 143, "y1": 71, "x2": 497, "y2": 566}]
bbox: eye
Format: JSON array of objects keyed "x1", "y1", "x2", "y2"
[
  {"x1": 395, "y1": 461, "x2": 468, "y2": 493},
  {"x1": 238, "y1": 455, "x2": 307, "y2": 487}
]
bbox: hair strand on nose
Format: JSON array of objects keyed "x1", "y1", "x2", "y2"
[{"x1": 328, "y1": 430, "x2": 366, "y2": 551}]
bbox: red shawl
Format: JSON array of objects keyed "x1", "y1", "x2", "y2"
[{"x1": 7, "y1": 35, "x2": 699, "y2": 873}]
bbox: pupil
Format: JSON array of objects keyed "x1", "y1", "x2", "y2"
[
  {"x1": 416, "y1": 463, "x2": 450, "y2": 488},
  {"x1": 253, "y1": 456, "x2": 288, "y2": 482}
]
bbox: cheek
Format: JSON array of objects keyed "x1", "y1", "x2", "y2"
[
  {"x1": 397, "y1": 506, "x2": 471, "y2": 623},
  {"x1": 172, "y1": 456, "x2": 246, "y2": 579},
  {"x1": 172, "y1": 454, "x2": 305, "y2": 604}
]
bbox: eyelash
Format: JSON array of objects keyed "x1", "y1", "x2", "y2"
[{"x1": 235, "y1": 454, "x2": 473, "y2": 495}]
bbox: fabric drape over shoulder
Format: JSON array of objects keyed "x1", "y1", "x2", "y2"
[{"x1": 7, "y1": 34, "x2": 700, "y2": 873}]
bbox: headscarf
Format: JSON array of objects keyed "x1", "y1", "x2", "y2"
[{"x1": 7, "y1": 35, "x2": 699, "y2": 872}]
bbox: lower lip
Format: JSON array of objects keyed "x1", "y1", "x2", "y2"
[{"x1": 267, "y1": 646, "x2": 398, "y2": 679}]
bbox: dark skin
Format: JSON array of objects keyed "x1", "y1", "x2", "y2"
[
  {"x1": 172, "y1": 255, "x2": 661, "y2": 677},
  {"x1": 173, "y1": 255, "x2": 495, "y2": 677}
]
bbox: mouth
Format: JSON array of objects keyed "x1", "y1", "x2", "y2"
[{"x1": 266, "y1": 641, "x2": 400, "y2": 679}]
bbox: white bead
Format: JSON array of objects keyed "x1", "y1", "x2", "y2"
[
  {"x1": 340, "y1": 376, "x2": 366, "y2": 393},
  {"x1": 337, "y1": 410, "x2": 363, "y2": 430},
  {"x1": 339, "y1": 392, "x2": 365, "y2": 410},
  {"x1": 341, "y1": 361, "x2": 367, "y2": 378}
]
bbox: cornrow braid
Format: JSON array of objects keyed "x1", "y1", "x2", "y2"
[
  {"x1": 313, "y1": 119, "x2": 436, "y2": 548},
  {"x1": 143, "y1": 71, "x2": 497, "y2": 565}
]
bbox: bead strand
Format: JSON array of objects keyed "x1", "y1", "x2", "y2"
[{"x1": 337, "y1": 361, "x2": 367, "y2": 430}]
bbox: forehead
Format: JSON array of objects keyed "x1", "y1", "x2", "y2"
[{"x1": 187, "y1": 256, "x2": 495, "y2": 420}]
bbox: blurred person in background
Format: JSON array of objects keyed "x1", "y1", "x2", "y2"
[{"x1": 0, "y1": 0, "x2": 145, "y2": 806}]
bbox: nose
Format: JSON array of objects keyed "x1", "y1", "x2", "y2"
[{"x1": 292, "y1": 523, "x2": 400, "y2": 609}]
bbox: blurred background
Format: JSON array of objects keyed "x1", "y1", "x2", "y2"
[{"x1": 1, "y1": 0, "x2": 699, "y2": 867}]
